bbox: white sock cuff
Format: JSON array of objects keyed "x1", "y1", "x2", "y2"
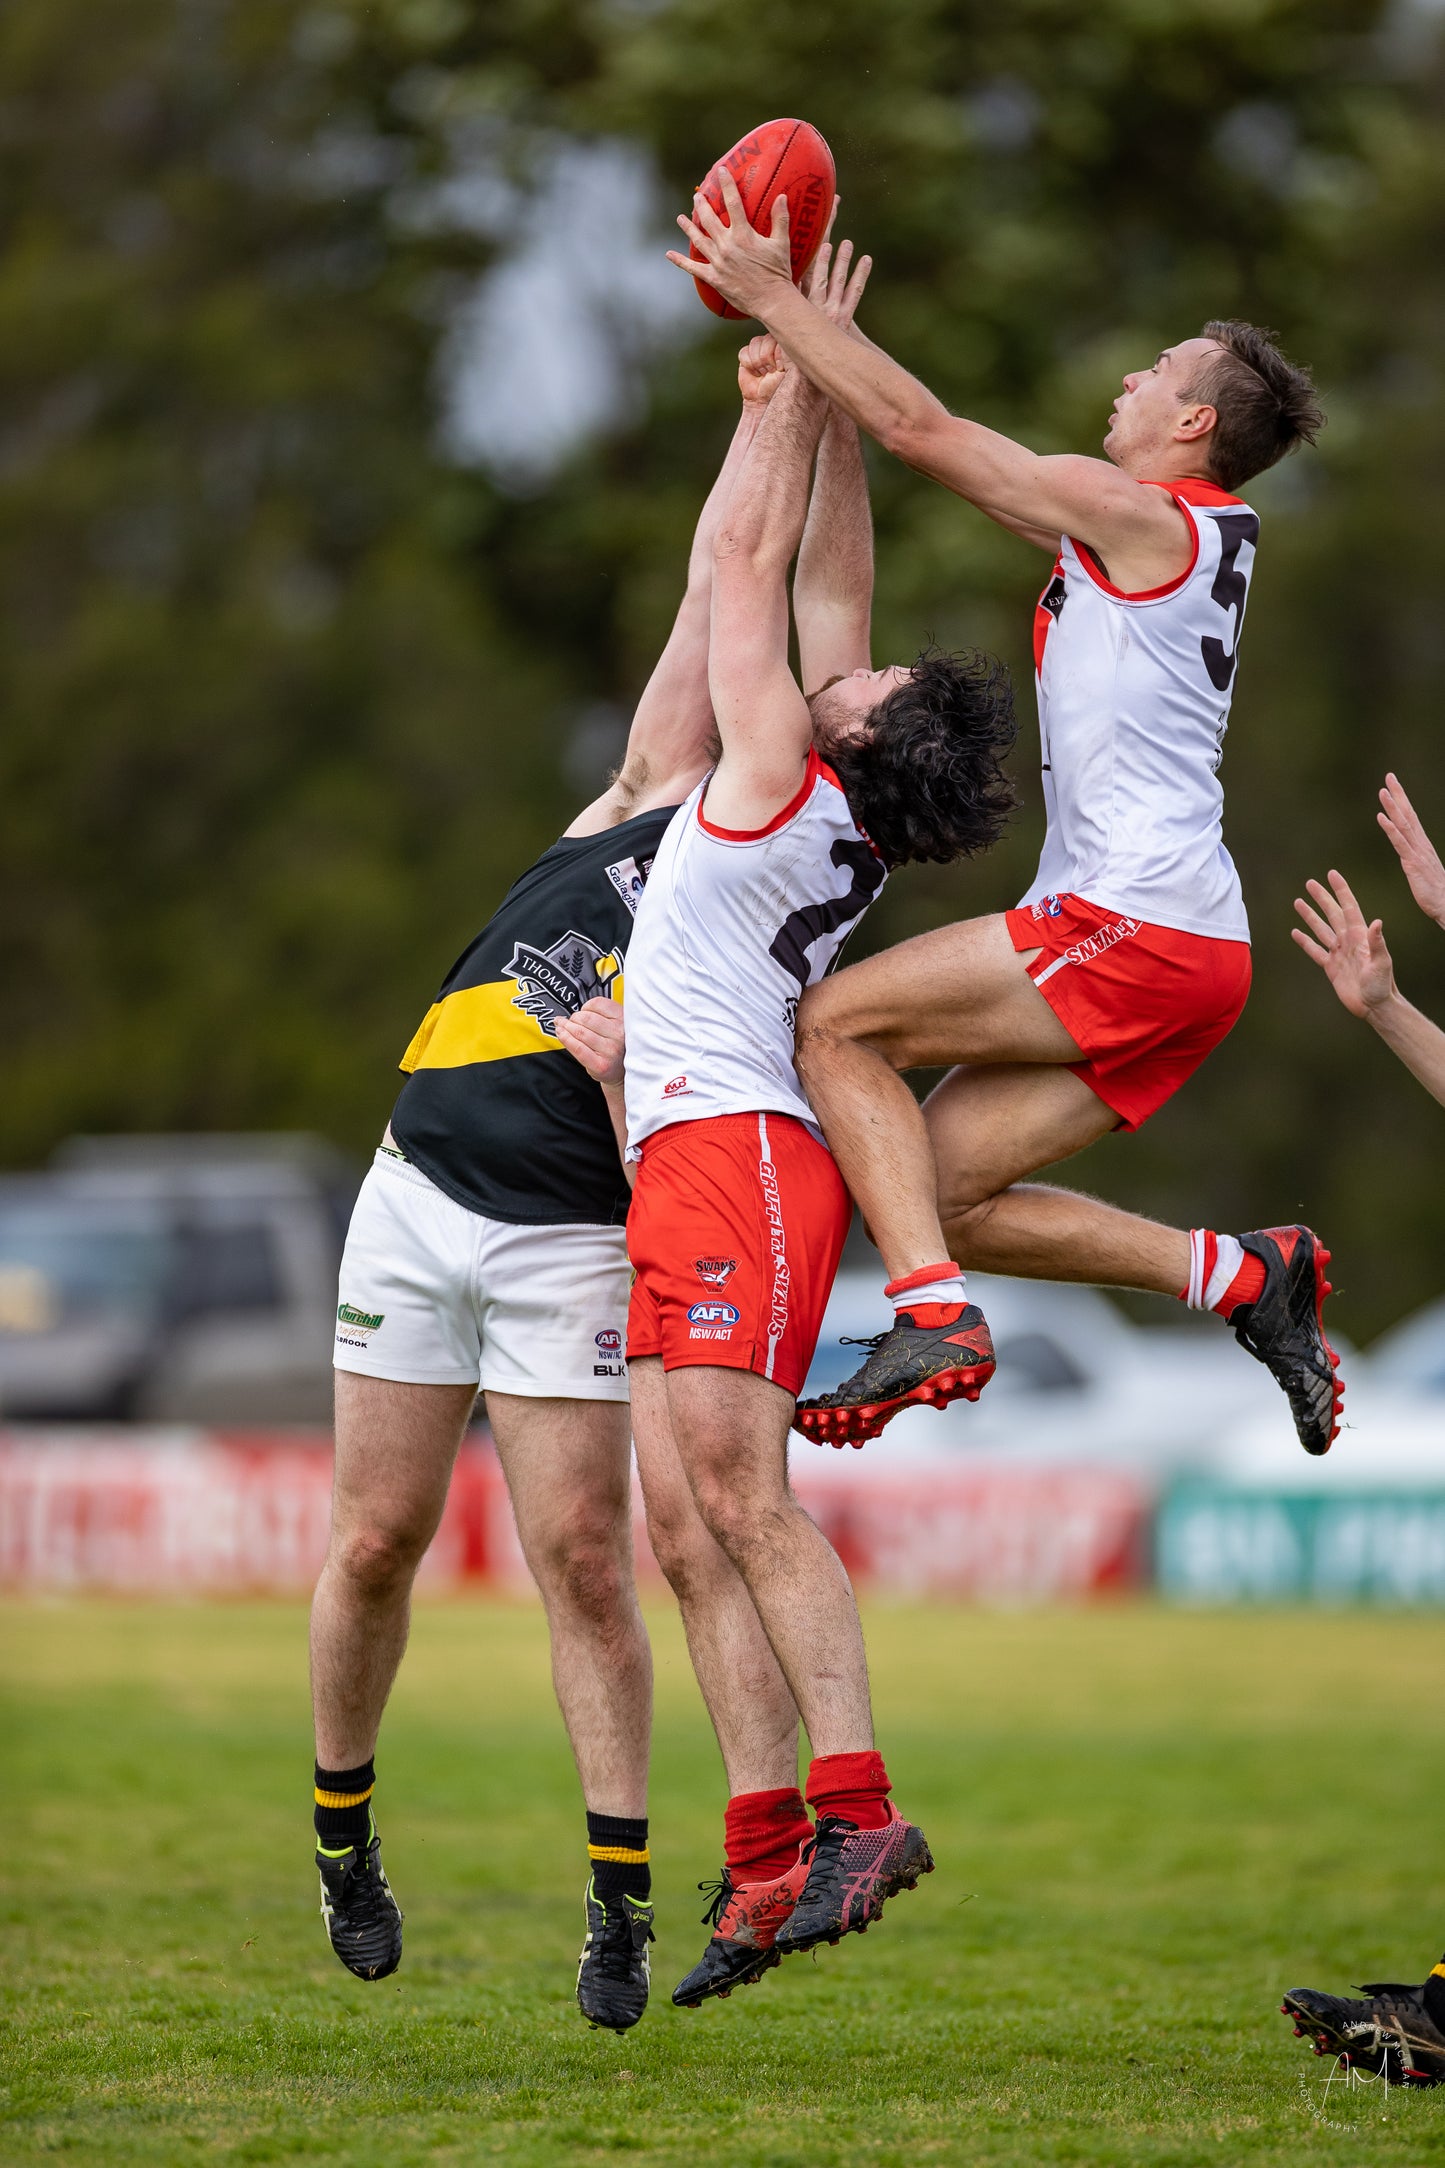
[
  {"x1": 888, "y1": 1272, "x2": 965, "y2": 1313},
  {"x1": 1202, "y1": 1233, "x2": 1246, "y2": 1312}
]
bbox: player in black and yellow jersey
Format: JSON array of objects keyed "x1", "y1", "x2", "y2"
[{"x1": 308, "y1": 335, "x2": 834, "y2": 2033}]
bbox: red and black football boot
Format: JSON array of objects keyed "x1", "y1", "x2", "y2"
[
  {"x1": 1228, "y1": 1226, "x2": 1342, "y2": 1456},
  {"x1": 793, "y1": 1305, "x2": 996, "y2": 1448},
  {"x1": 771, "y1": 1804, "x2": 933, "y2": 1954},
  {"x1": 672, "y1": 1847, "x2": 811, "y2": 2009},
  {"x1": 1281, "y1": 1982, "x2": 1445, "y2": 2088}
]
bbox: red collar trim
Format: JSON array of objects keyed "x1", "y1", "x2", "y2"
[{"x1": 696, "y1": 746, "x2": 820, "y2": 841}]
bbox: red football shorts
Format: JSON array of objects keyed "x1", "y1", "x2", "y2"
[
  {"x1": 626, "y1": 1111, "x2": 851, "y2": 1396},
  {"x1": 1005, "y1": 892, "x2": 1252, "y2": 1131}
]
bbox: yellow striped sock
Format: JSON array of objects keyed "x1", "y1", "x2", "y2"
[
  {"x1": 315, "y1": 1783, "x2": 374, "y2": 1809},
  {"x1": 587, "y1": 1843, "x2": 650, "y2": 1864}
]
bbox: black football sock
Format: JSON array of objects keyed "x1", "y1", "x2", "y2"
[
  {"x1": 586, "y1": 1811, "x2": 650, "y2": 1905},
  {"x1": 1423, "y1": 1954, "x2": 1445, "y2": 2026},
  {"x1": 314, "y1": 1758, "x2": 375, "y2": 1854}
]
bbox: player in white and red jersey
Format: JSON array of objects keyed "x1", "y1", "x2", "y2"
[
  {"x1": 616, "y1": 240, "x2": 1017, "y2": 2005},
  {"x1": 672, "y1": 179, "x2": 1337, "y2": 1457}
]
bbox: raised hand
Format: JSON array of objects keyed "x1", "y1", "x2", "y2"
[
  {"x1": 668, "y1": 168, "x2": 796, "y2": 318},
  {"x1": 805, "y1": 231, "x2": 870, "y2": 331},
  {"x1": 738, "y1": 333, "x2": 787, "y2": 406},
  {"x1": 1293, "y1": 870, "x2": 1396, "y2": 1020},
  {"x1": 554, "y1": 996, "x2": 625, "y2": 1085},
  {"x1": 1378, "y1": 772, "x2": 1445, "y2": 928}
]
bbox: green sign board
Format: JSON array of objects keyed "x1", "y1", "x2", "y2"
[{"x1": 1157, "y1": 1485, "x2": 1445, "y2": 1605}]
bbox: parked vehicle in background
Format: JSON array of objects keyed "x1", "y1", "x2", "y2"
[{"x1": 0, "y1": 1136, "x2": 358, "y2": 1422}]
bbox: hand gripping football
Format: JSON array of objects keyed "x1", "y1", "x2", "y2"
[{"x1": 692, "y1": 118, "x2": 836, "y2": 320}]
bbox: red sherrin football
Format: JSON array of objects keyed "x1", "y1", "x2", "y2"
[{"x1": 692, "y1": 119, "x2": 836, "y2": 320}]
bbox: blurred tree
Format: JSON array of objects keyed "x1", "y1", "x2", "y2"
[{"x1": 2, "y1": 0, "x2": 1443, "y2": 1335}]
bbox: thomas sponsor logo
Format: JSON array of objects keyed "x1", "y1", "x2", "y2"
[{"x1": 503, "y1": 930, "x2": 622, "y2": 1036}]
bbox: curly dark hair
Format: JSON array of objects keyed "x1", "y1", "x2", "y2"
[
  {"x1": 1193, "y1": 320, "x2": 1324, "y2": 491},
  {"x1": 825, "y1": 646, "x2": 1018, "y2": 867}
]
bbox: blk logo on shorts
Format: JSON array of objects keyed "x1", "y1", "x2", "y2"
[{"x1": 694, "y1": 1258, "x2": 737, "y2": 1287}]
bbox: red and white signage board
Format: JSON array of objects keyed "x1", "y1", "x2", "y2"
[{"x1": 0, "y1": 1430, "x2": 1149, "y2": 1602}]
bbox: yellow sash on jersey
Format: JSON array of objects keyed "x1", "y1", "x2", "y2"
[{"x1": 400, "y1": 967, "x2": 624, "y2": 1073}]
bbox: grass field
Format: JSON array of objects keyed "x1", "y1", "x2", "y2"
[{"x1": 5, "y1": 1598, "x2": 1445, "y2": 2167}]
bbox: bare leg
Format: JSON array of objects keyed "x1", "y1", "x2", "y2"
[
  {"x1": 629, "y1": 1357, "x2": 799, "y2": 1793},
  {"x1": 486, "y1": 1392, "x2": 651, "y2": 1818},
  {"x1": 796, "y1": 914, "x2": 1078, "y2": 1280},
  {"x1": 663, "y1": 1363, "x2": 873, "y2": 1754},
  {"x1": 311, "y1": 1372, "x2": 477, "y2": 1768},
  {"x1": 925, "y1": 1064, "x2": 1191, "y2": 1295}
]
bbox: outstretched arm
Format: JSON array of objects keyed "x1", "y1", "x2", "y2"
[
  {"x1": 794, "y1": 385, "x2": 873, "y2": 692},
  {"x1": 1294, "y1": 869, "x2": 1445, "y2": 1108},
  {"x1": 703, "y1": 366, "x2": 828, "y2": 828},
  {"x1": 669, "y1": 178, "x2": 1190, "y2": 586},
  {"x1": 567, "y1": 391, "x2": 765, "y2": 838}
]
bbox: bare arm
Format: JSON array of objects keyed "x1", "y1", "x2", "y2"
[
  {"x1": 702, "y1": 365, "x2": 829, "y2": 828},
  {"x1": 794, "y1": 397, "x2": 873, "y2": 692},
  {"x1": 1294, "y1": 870, "x2": 1445, "y2": 1109},
  {"x1": 566, "y1": 398, "x2": 763, "y2": 838},
  {"x1": 669, "y1": 180, "x2": 1190, "y2": 585}
]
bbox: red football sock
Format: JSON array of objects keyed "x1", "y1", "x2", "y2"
[
  {"x1": 805, "y1": 1750, "x2": 892, "y2": 1831},
  {"x1": 723, "y1": 1786, "x2": 812, "y2": 1884},
  {"x1": 885, "y1": 1262, "x2": 965, "y2": 1327},
  {"x1": 1181, "y1": 1230, "x2": 1266, "y2": 1319}
]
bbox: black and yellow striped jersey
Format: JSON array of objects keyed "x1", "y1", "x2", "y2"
[{"x1": 389, "y1": 806, "x2": 676, "y2": 1227}]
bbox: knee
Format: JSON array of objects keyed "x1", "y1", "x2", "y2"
[
  {"x1": 531, "y1": 1512, "x2": 633, "y2": 1629},
  {"x1": 688, "y1": 1459, "x2": 785, "y2": 1568},
  {"x1": 645, "y1": 1498, "x2": 717, "y2": 1607},
  {"x1": 331, "y1": 1521, "x2": 431, "y2": 1598}
]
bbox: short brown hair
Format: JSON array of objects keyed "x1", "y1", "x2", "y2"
[{"x1": 1192, "y1": 320, "x2": 1324, "y2": 492}]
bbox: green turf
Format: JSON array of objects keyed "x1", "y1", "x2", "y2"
[{"x1": 3, "y1": 1598, "x2": 1444, "y2": 2165}]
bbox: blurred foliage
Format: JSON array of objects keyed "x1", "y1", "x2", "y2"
[{"x1": 3, "y1": 0, "x2": 1445, "y2": 1333}]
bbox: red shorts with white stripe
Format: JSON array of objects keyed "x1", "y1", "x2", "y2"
[
  {"x1": 1004, "y1": 892, "x2": 1252, "y2": 1131},
  {"x1": 626, "y1": 1111, "x2": 851, "y2": 1397}
]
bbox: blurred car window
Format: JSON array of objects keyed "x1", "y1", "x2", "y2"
[
  {"x1": 990, "y1": 1330, "x2": 1089, "y2": 1396},
  {"x1": 173, "y1": 1224, "x2": 285, "y2": 1318},
  {"x1": 0, "y1": 1202, "x2": 174, "y2": 1329}
]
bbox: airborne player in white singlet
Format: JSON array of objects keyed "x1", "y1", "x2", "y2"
[
  {"x1": 612, "y1": 238, "x2": 1017, "y2": 2007},
  {"x1": 671, "y1": 176, "x2": 1338, "y2": 1457}
]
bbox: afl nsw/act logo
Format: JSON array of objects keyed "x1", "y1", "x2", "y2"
[
  {"x1": 504, "y1": 930, "x2": 621, "y2": 1036},
  {"x1": 694, "y1": 1257, "x2": 737, "y2": 1288},
  {"x1": 688, "y1": 1302, "x2": 739, "y2": 1326},
  {"x1": 687, "y1": 1299, "x2": 739, "y2": 1343}
]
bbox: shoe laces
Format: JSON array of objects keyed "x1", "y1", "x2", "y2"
[
  {"x1": 839, "y1": 1331, "x2": 889, "y2": 1352},
  {"x1": 696, "y1": 1872, "x2": 734, "y2": 1929},
  {"x1": 336, "y1": 1849, "x2": 391, "y2": 1924},
  {"x1": 594, "y1": 1896, "x2": 650, "y2": 1979},
  {"x1": 800, "y1": 1813, "x2": 858, "y2": 1868}
]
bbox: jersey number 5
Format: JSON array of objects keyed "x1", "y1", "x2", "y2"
[{"x1": 1200, "y1": 511, "x2": 1260, "y2": 692}]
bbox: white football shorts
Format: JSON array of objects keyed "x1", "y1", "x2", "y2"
[{"x1": 333, "y1": 1148, "x2": 632, "y2": 1400}]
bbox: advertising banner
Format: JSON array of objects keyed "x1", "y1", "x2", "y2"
[
  {"x1": 1158, "y1": 1483, "x2": 1445, "y2": 1604},
  {"x1": 0, "y1": 1429, "x2": 1151, "y2": 1602}
]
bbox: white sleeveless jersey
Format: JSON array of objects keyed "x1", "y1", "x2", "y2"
[
  {"x1": 1023, "y1": 479, "x2": 1257, "y2": 942},
  {"x1": 623, "y1": 749, "x2": 887, "y2": 1156}
]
